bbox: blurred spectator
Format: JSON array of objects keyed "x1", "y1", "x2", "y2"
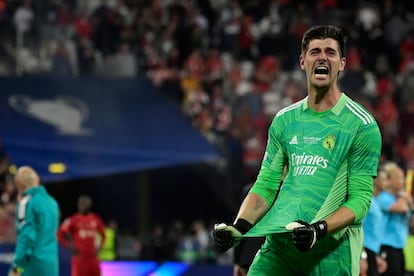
[
  {"x1": 361, "y1": 170, "x2": 389, "y2": 276},
  {"x1": 56, "y1": 2, "x2": 75, "y2": 40},
  {"x1": 90, "y1": 0, "x2": 121, "y2": 56},
  {"x1": 98, "y1": 219, "x2": 118, "y2": 261},
  {"x1": 74, "y1": 9, "x2": 93, "y2": 40},
  {"x1": 141, "y1": 224, "x2": 167, "y2": 263},
  {"x1": 204, "y1": 48, "x2": 224, "y2": 85},
  {"x1": 398, "y1": 31, "x2": 414, "y2": 74},
  {"x1": 1, "y1": 179, "x2": 16, "y2": 205},
  {"x1": 50, "y1": 40, "x2": 75, "y2": 76},
  {"x1": 165, "y1": 220, "x2": 184, "y2": 261},
  {"x1": 0, "y1": 203, "x2": 16, "y2": 243},
  {"x1": 377, "y1": 162, "x2": 413, "y2": 276},
  {"x1": 219, "y1": 0, "x2": 242, "y2": 54},
  {"x1": 383, "y1": 4, "x2": 410, "y2": 71},
  {"x1": 176, "y1": 225, "x2": 201, "y2": 265},
  {"x1": 399, "y1": 100, "x2": 414, "y2": 144},
  {"x1": 111, "y1": 41, "x2": 137, "y2": 78},
  {"x1": 13, "y1": 0, "x2": 35, "y2": 48},
  {"x1": 116, "y1": 227, "x2": 141, "y2": 260},
  {"x1": 373, "y1": 89, "x2": 398, "y2": 142},
  {"x1": 401, "y1": 134, "x2": 414, "y2": 170},
  {"x1": 0, "y1": 138, "x2": 10, "y2": 189},
  {"x1": 76, "y1": 37, "x2": 98, "y2": 76},
  {"x1": 338, "y1": 44, "x2": 367, "y2": 100},
  {"x1": 191, "y1": 220, "x2": 214, "y2": 263}
]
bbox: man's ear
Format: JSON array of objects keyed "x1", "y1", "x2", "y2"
[
  {"x1": 299, "y1": 55, "x2": 305, "y2": 70},
  {"x1": 339, "y1": 57, "x2": 346, "y2": 72}
]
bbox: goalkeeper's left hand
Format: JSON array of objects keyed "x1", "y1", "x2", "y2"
[
  {"x1": 213, "y1": 219, "x2": 253, "y2": 252},
  {"x1": 286, "y1": 220, "x2": 328, "y2": 251}
]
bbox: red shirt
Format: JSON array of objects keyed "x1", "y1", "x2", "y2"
[{"x1": 58, "y1": 213, "x2": 106, "y2": 258}]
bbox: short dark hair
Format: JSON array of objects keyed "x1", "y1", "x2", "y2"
[{"x1": 301, "y1": 25, "x2": 347, "y2": 57}]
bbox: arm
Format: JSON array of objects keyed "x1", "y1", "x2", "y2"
[
  {"x1": 96, "y1": 216, "x2": 106, "y2": 250},
  {"x1": 57, "y1": 218, "x2": 78, "y2": 254},
  {"x1": 235, "y1": 193, "x2": 271, "y2": 225},
  {"x1": 237, "y1": 117, "x2": 287, "y2": 225},
  {"x1": 337, "y1": 175, "x2": 374, "y2": 231},
  {"x1": 213, "y1": 117, "x2": 285, "y2": 252},
  {"x1": 324, "y1": 206, "x2": 355, "y2": 234},
  {"x1": 57, "y1": 218, "x2": 71, "y2": 247},
  {"x1": 337, "y1": 119, "x2": 382, "y2": 227},
  {"x1": 389, "y1": 191, "x2": 413, "y2": 213}
]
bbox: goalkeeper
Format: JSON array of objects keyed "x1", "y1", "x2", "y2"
[{"x1": 213, "y1": 25, "x2": 382, "y2": 276}]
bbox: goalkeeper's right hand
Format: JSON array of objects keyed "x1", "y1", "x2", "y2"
[{"x1": 213, "y1": 219, "x2": 253, "y2": 252}]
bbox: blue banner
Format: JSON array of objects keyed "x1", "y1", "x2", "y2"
[{"x1": 0, "y1": 76, "x2": 218, "y2": 182}]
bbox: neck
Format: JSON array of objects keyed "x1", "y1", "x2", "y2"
[{"x1": 307, "y1": 86, "x2": 341, "y2": 112}]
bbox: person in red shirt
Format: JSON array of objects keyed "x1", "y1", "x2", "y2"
[{"x1": 58, "y1": 195, "x2": 106, "y2": 276}]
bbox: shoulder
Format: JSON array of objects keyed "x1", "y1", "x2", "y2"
[{"x1": 343, "y1": 97, "x2": 377, "y2": 126}]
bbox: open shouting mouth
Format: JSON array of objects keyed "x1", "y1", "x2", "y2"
[{"x1": 314, "y1": 66, "x2": 329, "y2": 75}]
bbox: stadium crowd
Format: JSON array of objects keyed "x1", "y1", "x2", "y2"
[{"x1": 1, "y1": 0, "x2": 414, "y2": 272}]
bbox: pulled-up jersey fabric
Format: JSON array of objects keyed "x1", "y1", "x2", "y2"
[{"x1": 245, "y1": 93, "x2": 382, "y2": 237}]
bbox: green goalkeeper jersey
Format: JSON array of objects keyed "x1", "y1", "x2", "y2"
[{"x1": 246, "y1": 93, "x2": 382, "y2": 237}]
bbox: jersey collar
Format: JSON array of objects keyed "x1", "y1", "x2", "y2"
[{"x1": 302, "y1": 93, "x2": 347, "y2": 116}]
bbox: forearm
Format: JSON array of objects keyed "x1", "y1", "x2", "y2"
[
  {"x1": 391, "y1": 193, "x2": 413, "y2": 213},
  {"x1": 324, "y1": 206, "x2": 355, "y2": 234},
  {"x1": 235, "y1": 193, "x2": 270, "y2": 225},
  {"x1": 324, "y1": 176, "x2": 373, "y2": 234},
  {"x1": 14, "y1": 221, "x2": 36, "y2": 268},
  {"x1": 13, "y1": 236, "x2": 33, "y2": 268},
  {"x1": 341, "y1": 175, "x2": 373, "y2": 223}
]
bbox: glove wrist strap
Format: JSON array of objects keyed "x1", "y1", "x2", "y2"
[
  {"x1": 313, "y1": 220, "x2": 328, "y2": 239},
  {"x1": 234, "y1": 218, "x2": 253, "y2": 234}
]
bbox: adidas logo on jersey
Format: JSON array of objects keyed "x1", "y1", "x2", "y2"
[{"x1": 289, "y1": 135, "x2": 298, "y2": 144}]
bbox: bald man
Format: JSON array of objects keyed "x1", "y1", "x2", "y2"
[{"x1": 9, "y1": 166, "x2": 60, "y2": 276}]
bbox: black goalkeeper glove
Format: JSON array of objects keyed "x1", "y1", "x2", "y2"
[
  {"x1": 213, "y1": 219, "x2": 253, "y2": 252},
  {"x1": 288, "y1": 220, "x2": 328, "y2": 252}
]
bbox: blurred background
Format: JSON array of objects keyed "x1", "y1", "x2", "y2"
[{"x1": 0, "y1": 0, "x2": 414, "y2": 275}]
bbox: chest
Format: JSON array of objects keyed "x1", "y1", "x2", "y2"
[
  {"x1": 72, "y1": 216, "x2": 99, "y2": 231},
  {"x1": 282, "y1": 117, "x2": 355, "y2": 169}
]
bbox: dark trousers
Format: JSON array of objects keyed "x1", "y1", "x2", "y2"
[
  {"x1": 380, "y1": 245, "x2": 405, "y2": 276},
  {"x1": 366, "y1": 248, "x2": 380, "y2": 276}
]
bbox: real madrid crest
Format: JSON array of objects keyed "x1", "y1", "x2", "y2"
[{"x1": 323, "y1": 134, "x2": 335, "y2": 150}]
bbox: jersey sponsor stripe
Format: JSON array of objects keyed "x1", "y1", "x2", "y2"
[
  {"x1": 346, "y1": 101, "x2": 373, "y2": 125},
  {"x1": 276, "y1": 99, "x2": 304, "y2": 117}
]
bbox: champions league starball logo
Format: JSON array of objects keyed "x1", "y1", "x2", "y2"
[{"x1": 8, "y1": 94, "x2": 93, "y2": 135}]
